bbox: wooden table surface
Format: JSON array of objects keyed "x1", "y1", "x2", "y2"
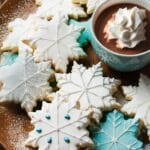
[{"x1": 0, "y1": 0, "x2": 149, "y2": 149}]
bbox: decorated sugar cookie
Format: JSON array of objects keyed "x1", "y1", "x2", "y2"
[
  {"x1": 35, "y1": 0, "x2": 87, "y2": 19},
  {"x1": 86, "y1": 0, "x2": 106, "y2": 14},
  {"x1": 122, "y1": 74, "x2": 150, "y2": 140},
  {"x1": 144, "y1": 144, "x2": 150, "y2": 150},
  {"x1": 1, "y1": 15, "x2": 43, "y2": 52},
  {"x1": 0, "y1": 43, "x2": 33, "y2": 67},
  {"x1": 56, "y1": 62, "x2": 120, "y2": 123},
  {"x1": 23, "y1": 14, "x2": 86, "y2": 72},
  {"x1": 72, "y1": 0, "x2": 106, "y2": 14},
  {"x1": 0, "y1": 53, "x2": 17, "y2": 67},
  {"x1": 69, "y1": 19, "x2": 91, "y2": 46},
  {"x1": 1, "y1": 18, "x2": 26, "y2": 52},
  {"x1": 91, "y1": 110, "x2": 143, "y2": 150},
  {"x1": 25, "y1": 94, "x2": 93, "y2": 150},
  {"x1": 0, "y1": 50, "x2": 53, "y2": 112}
]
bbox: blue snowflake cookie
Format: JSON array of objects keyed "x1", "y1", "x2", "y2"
[{"x1": 91, "y1": 110, "x2": 143, "y2": 150}]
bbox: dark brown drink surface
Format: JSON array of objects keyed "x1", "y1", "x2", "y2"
[{"x1": 94, "y1": 4, "x2": 150, "y2": 55}]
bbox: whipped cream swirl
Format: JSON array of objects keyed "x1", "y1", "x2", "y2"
[{"x1": 105, "y1": 7, "x2": 147, "y2": 48}]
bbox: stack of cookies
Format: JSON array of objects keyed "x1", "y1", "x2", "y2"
[{"x1": 0, "y1": 0, "x2": 149, "y2": 149}]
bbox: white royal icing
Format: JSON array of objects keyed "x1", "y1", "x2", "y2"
[
  {"x1": 1, "y1": 15, "x2": 44, "y2": 52},
  {"x1": 144, "y1": 144, "x2": 150, "y2": 150},
  {"x1": 23, "y1": 14, "x2": 86, "y2": 72},
  {"x1": 35, "y1": 0, "x2": 87, "y2": 19},
  {"x1": 122, "y1": 74, "x2": 150, "y2": 140},
  {"x1": 25, "y1": 94, "x2": 93, "y2": 150},
  {"x1": 56, "y1": 62, "x2": 120, "y2": 123},
  {"x1": 87, "y1": 0, "x2": 106, "y2": 14},
  {"x1": 0, "y1": 50, "x2": 53, "y2": 112},
  {"x1": 71, "y1": 0, "x2": 106, "y2": 14}
]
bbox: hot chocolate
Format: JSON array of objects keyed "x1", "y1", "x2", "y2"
[{"x1": 94, "y1": 4, "x2": 150, "y2": 55}]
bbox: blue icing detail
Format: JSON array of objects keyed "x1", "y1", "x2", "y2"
[
  {"x1": 45, "y1": 115, "x2": 51, "y2": 120},
  {"x1": 64, "y1": 137, "x2": 70, "y2": 143},
  {"x1": 91, "y1": 110, "x2": 143, "y2": 150},
  {"x1": 69, "y1": 19, "x2": 92, "y2": 46},
  {"x1": 0, "y1": 53, "x2": 18, "y2": 67},
  {"x1": 47, "y1": 137, "x2": 52, "y2": 144},
  {"x1": 36, "y1": 128, "x2": 42, "y2": 133},
  {"x1": 64, "y1": 114, "x2": 71, "y2": 120}
]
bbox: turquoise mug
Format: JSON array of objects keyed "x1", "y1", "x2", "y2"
[{"x1": 90, "y1": 0, "x2": 150, "y2": 72}]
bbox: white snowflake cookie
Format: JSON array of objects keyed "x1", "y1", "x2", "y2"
[
  {"x1": 72, "y1": 0, "x2": 107, "y2": 14},
  {"x1": 122, "y1": 74, "x2": 150, "y2": 140},
  {"x1": 1, "y1": 15, "x2": 43, "y2": 52},
  {"x1": 87, "y1": 0, "x2": 107, "y2": 14},
  {"x1": 25, "y1": 94, "x2": 93, "y2": 150},
  {"x1": 23, "y1": 14, "x2": 86, "y2": 72},
  {"x1": 56, "y1": 62, "x2": 120, "y2": 123},
  {"x1": 0, "y1": 50, "x2": 53, "y2": 112},
  {"x1": 35, "y1": 0, "x2": 87, "y2": 19}
]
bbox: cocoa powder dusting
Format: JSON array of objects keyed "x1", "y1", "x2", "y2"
[{"x1": 0, "y1": 0, "x2": 35, "y2": 149}]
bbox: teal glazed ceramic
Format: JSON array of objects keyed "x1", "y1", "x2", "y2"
[{"x1": 90, "y1": 0, "x2": 150, "y2": 72}]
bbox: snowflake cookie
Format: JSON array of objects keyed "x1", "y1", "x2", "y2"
[
  {"x1": 1, "y1": 15, "x2": 43, "y2": 52},
  {"x1": 91, "y1": 110, "x2": 143, "y2": 150},
  {"x1": 72, "y1": 0, "x2": 107, "y2": 14},
  {"x1": 86, "y1": 0, "x2": 107, "y2": 14},
  {"x1": 56, "y1": 62, "x2": 120, "y2": 123},
  {"x1": 23, "y1": 14, "x2": 86, "y2": 72},
  {"x1": 144, "y1": 144, "x2": 150, "y2": 150},
  {"x1": 35, "y1": 0, "x2": 86, "y2": 19},
  {"x1": 0, "y1": 51, "x2": 53, "y2": 112},
  {"x1": 25, "y1": 94, "x2": 93, "y2": 150},
  {"x1": 122, "y1": 74, "x2": 150, "y2": 140},
  {"x1": 69, "y1": 19, "x2": 92, "y2": 46},
  {"x1": 0, "y1": 53, "x2": 17, "y2": 67}
]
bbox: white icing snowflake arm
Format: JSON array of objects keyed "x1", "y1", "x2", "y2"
[
  {"x1": 87, "y1": 0, "x2": 107, "y2": 14},
  {"x1": 24, "y1": 14, "x2": 86, "y2": 72},
  {"x1": 0, "y1": 51, "x2": 53, "y2": 112},
  {"x1": 25, "y1": 94, "x2": 93, "y2": 150},
  {"x1": 1, "y1": 18, "x2": 26, "y2": 52},
  {"x1": 35, "y1": 0, "x2": 86, "y2": 19},
  {"x1": 1, "y1": 15, "x2": 44, "y2": 52},
  {"x1": 35, "y1": 0, "x2": 43, "y2": 5},
  {"x1": 122, "y1": 74, "x2": 150, "y2": 140},
  {"x1": 56, "y1": 62, "x2": 120, "y2": 123}
]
